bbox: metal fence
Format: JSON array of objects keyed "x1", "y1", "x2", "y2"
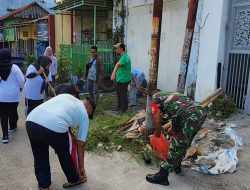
[
  {"x1": 226, "y1": 53, "x2": 250, "y2": 109},
  {"x1": 59, "y1": 42, "x2": 114, "y2": 76}
]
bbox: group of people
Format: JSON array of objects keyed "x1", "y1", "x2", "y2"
[
  {"x1": 0, "y1": 47, "x2": 61, "y2": 143},
  {"x1": 0, "y1": 43, "x2": 207, "y2": 189},
  {"x1": 110, "y1": 43, "x2": 207, "y2": 187},
  {"x1": 0, "y1": 46, "x2": 96, "y2": 190}
]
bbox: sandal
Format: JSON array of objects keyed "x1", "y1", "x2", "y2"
[{"x1": 63, "y1": 178, "x2": 87, "y2": 189}]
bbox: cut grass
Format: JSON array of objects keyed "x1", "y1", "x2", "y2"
[{"x1": 84, "y1": 93, "x2": 148, "y2": 161}]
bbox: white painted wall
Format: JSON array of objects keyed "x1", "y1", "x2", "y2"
[
  {"x1": 157, "y1": 0, "x2": 188, "y2": 91},
  {"x1": 195, "y1": 0, "x2": 228, "y2": 101},
  {"x1": 126, "y1": 4, "x2": 153, "y2": 79},
  {"x1": 126, "y1": 0, "x2": 188, "y2": 91}
]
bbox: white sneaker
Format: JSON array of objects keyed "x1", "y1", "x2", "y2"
[
  {"x1": 2, "y1": 136, "x2": 9, "y2": 144},
  {"x1": 8, "y1": 128, "x2": 17, "y2": 133}
]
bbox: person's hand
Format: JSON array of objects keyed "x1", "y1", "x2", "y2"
[
  {"x1": 111, "y1": 73, "x2": 116, "y2": 81},
  {"x1": 79, "y1": 168, "x2": 87, "y2": 181},
  {"x1": 130, "y1": 79, "x2": 136, "y2": 86},
  {"x1": 37, "y1": 66, "x2": 45, "y2": 75}
]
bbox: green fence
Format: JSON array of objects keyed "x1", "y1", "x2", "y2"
[{"x1": 59, "y1": 43, "x2": 114, "y2": 78}]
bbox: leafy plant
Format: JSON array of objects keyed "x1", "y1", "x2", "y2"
[
  {"x1": 22, "y1": 53, "x2": 36, "y2": 74},
  {"x1": 56, "y1": 45, "x2": 71, "y2": 84},
  {"x1": 71, "y1": 60, "x2": 85, "y2": 79},
  {"x1": 207, "y1": 94, "x2": 237, "y2": 119}
]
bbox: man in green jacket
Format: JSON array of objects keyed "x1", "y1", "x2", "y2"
[{"x1": 111, "y1": 43, "x2": 132, "y2": 113}]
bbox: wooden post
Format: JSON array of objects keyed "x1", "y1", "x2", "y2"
[
  {"x1": 145, "y1": 0, "x2": 163, "y2": 133},
  {"x1": 48, "y1": 14, "x2": 55, "y2": 53},
  {"x1": 177, "y1": 0, "x2": 199, "y2": 93}
]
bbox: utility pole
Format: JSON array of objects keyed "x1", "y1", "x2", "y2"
[
  {"x1": 177, "y1": 0, "x2": 199, "y2": 93},
  {"x1": 145, "y1": 0, "x2": 163, "y2": 137}
]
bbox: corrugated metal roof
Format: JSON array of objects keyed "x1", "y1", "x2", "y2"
[
  {"x1": 0, "y1": 0, "x2": 55, "y2": 17},
  {"x1": 0, "y1": 2, "x2": 49, "y2": 21},
  {"x1": 52, "y1": 0, "x2": 113, "y2": 13}
]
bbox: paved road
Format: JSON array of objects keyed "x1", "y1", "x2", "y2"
[
  {"x1": 1, "y1": 97, "x2": 249, "y2": 190},
  {"x1": 0, "y1": 98, "x2": 193, "y2": 190}
]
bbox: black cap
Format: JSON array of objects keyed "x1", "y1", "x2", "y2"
[{"x1": 86, "y1": 97, "x2": 96, "y2": 119}]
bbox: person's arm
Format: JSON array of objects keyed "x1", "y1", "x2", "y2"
[
  {"x1": 152, "y1": 109, "x2": 162, "y2": 137},
  {"x1": 111, "y1": 62, "x2": 122, "y2": 81},
  {"x1": 76, "y1": 113, "x2": 89, "y2": 180},
  {"x1": 54, "y1": 57, "x2": 58, "y2": 75},
  {"x1": 26, "y1": 66, "x2": 44, "y2": 78},
  {"x1": 14, "y1": 66, "x2": 25, "y2": 88},
  {"x1": 130, "y1": 72, "x2": 136, "y2": 86},
  {"x1": 47, "y1": 71, "x2": 52, "y2": 82},
  {"x1": 77, "y1": 140, "x2": 86, "y2": 180}
]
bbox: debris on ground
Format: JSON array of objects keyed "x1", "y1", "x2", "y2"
[
  {"x1": 182, "y1": 119, "x2": 243, "y2": 174},
  {"x1": 119, "y1": 110, "x2": 146, "y2": 139},
  {"x1": 118, "y1": 89, "x2": 243, "y2": 173}
]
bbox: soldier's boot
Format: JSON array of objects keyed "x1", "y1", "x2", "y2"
[
  {"x1": 174, "y1": 164, "x2": 182, "y2": 174},
  {"x1": 146, "y1": 168, "x2": 169, "y2": 186}
]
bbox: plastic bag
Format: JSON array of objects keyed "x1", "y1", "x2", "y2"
[{"x1": 151, "y1": 134, "x2": 169, "y2": 160}]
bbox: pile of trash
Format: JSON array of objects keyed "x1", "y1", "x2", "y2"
[
  {"x1": 182, "y1": 119, "x2": 243, "y2": 174},
  {"x1": 120, "y1": 109, "x2": 243, "y2": 175},
  {"x1": 119, "y1": 110, "x2": 146, "y2": 139}
]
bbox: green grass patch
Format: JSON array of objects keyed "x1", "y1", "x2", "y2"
[
  {"x1": 84, "y1": 93, "x2": 144, "y2": 159},
  {"x1": 206, "y1": 94, "x2": 237, "y2": 120}
]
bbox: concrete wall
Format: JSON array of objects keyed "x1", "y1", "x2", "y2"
[
  {"x1": 126, "y1": 0, "x2": 188, "y2": 91},
  {"x1": 195, "y1": 0, "x2": 228, "y2": 101},
  {"x1": 55, "y1": 14, "x2": 72, "y2": 52}
]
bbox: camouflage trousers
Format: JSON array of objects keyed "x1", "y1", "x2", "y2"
[{"x1": 161, "y1": 106, "x2": 207, "y2": 173}]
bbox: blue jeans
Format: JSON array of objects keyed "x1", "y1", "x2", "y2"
[{"x1": 129, "y1": 73, "x2": 145, "y2": 105}]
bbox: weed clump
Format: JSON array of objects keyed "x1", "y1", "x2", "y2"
[{"x1": 207, "y1": 95, "x2": 237, "y2": 119}]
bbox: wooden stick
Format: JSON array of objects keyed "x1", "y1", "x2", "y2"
[
  {"x1": 200, "y1": 88, "x2": 223, "y2": 105},
  {"x1": 42, "y1": 72, "x2": 56, "y2": 97},
  {"x1": 162, "y1": 88, "x2": 223, "y2": 130},
  {"x1": 201, "y1": 90, "x2": 223, "y2": 108}
]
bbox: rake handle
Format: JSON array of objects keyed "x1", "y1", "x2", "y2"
[{"x1": 42, "y1": 72, "x2": 56, "y2": 97}]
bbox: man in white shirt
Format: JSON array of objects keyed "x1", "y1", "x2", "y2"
[{"x1": 26, "y1": 94, "x2": 96, "y2": 190}]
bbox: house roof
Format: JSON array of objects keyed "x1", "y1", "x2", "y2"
[
  {"x1": 0, "y1": 2, "x2": 49, "y2": 21},
  {"x1": 0, "y1": 15, "x2": 49, "y2": 30},
  {"x1": 52, "y1": 0, "x2": 113, "y2": 13}
]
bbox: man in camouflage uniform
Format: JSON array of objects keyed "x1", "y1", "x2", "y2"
[{"x1": 146, "y1": 91, "x2": 207, "y2": 186}]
